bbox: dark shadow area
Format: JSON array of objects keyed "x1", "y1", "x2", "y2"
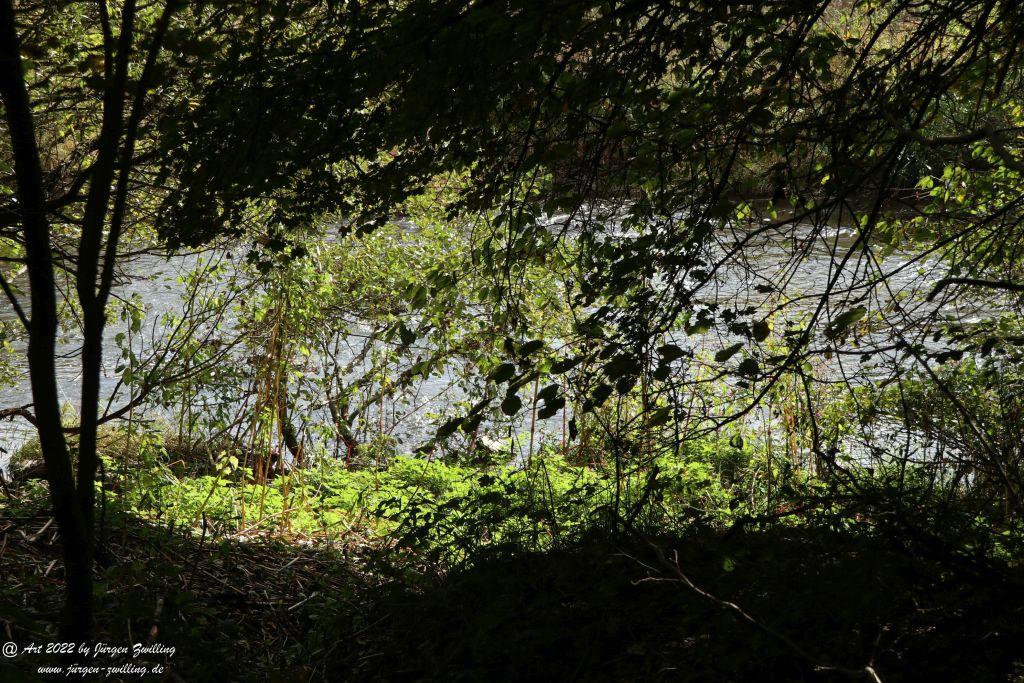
[
  {"x1": 3, "y1": 496, "x2": 1022, "y2": 681},
  {"x1": 334, "y1": 528, "x2": 1024, "y2": 682}
]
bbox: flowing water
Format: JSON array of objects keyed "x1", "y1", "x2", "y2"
[{"x1": 0, "y1": 221, "x2": 990, "y2": 471}]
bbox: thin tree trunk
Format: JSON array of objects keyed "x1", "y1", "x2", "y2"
[{"x1": 75, "y1": 0, "x2": 137, "y2": 585}]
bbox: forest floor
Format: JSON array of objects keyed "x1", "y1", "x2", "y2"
[{"x1": 1, "y1": 485, "x2": 1023, "y2": 682}]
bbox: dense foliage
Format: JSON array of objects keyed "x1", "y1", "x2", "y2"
[{"x1": 3, "y1": 0, "x2": 1024, "y2": 680}]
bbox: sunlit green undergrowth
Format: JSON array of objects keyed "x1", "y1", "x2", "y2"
[
  {"x1": 102, "y1": 442, "x2": 747, "y2": 556},
  {"x1": 12, "y1": 415, "x2": 1017, "y2": 572},
  {"x1": 0, "y1": 424, "x2": 783, "y2": 564}
]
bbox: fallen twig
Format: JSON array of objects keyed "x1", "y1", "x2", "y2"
[{"x1": 642, "y1": 536, "x2": 884, "y2": 683}]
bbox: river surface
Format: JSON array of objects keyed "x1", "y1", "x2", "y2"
[{"x1": 0, "y1": 220, "x2": 987, "y2": 471}]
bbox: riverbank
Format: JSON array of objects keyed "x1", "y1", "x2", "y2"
[
  {"x1": 1, "y1": 433, "x2": 1023, "y2": 681},
  {"x1": 1, "y1": 483, "x2": 1021, "y2": 681}
]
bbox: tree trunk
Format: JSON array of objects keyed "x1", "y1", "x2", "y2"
[{"x1": 0, "y1": 0, "x2": 93, "y2": 640}]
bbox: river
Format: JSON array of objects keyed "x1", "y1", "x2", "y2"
[{"x1": 0, "y1": 219, "x2": 986, "y2": 471}]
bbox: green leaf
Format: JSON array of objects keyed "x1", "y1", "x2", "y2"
[
  {"x1": 736, "y1": 358, "x2": 759, "y2": 376},
  {"x1": 657, "y1": 344, "x2": 686, "y2": 362},
  {"x1": 603, "y1": 354, "x2": 640, "y2": 380},
  {"x1": 685, "y1": 319, "x2": 713, "y2": 335},
  {"x1": 398, "y1": 323, "x2": 416, "y2": 346},
  {"x1": 519, "y1": 339, "x2": 545, "y2": 356},
  {"x1": 587, "y1": 382, "x2": 614, "y2": 409},
  {"x1": 537, "y1": 395, "x2": 565, "y2": 419},
  {"x1": 406, "y1": 283, "x2": 428, "y2": 309},
  {"x1": 550, "y1": 357, "x2": 581, "y2": 374},
  {"x1": 648, "y1": 407, "x2": 672, "y2": 427},
  {"x1": 501, "y1": 393, "x2": 522, "y2": 416},
  {"x1": 715, "y1": 343, "x2": 743, "y2": 362},
  {"x1": 488, "y1": 362, "x2": 517, "y2": 383},
  {"x1": 537, "y1": 384, "x2": 560, "y2": 402},
  {"x1": 826, "y1": 306, "x2": 867, "y2": 339}
]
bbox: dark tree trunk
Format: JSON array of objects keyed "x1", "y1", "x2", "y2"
[
  {"x1": 74, "y1": 0, "x2": 137, "y2": 590},
  {"x1": 0, "y1": 0, "x2": 92, "y2": 640},
  {"x1": 2, "y1": 0, "x2": 175, "y2": 642}
]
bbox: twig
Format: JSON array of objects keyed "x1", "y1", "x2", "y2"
[
  {"x1": 643, "y1": 537, "x2": 884, "y2": 683},
  {"x1": 27, "y1": 517, "x2": 53, "y2": 542},
  {"x1": 287, "y1": 590, "x2": 318, "y2": 612}
]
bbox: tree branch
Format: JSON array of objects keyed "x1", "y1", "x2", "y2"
[
  {"x1": 926, "y1": 276, "x2": 1024, "y2": 301},
  {"x1": 0, "y1": 268, "x2": 28, "y2": 329}
]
